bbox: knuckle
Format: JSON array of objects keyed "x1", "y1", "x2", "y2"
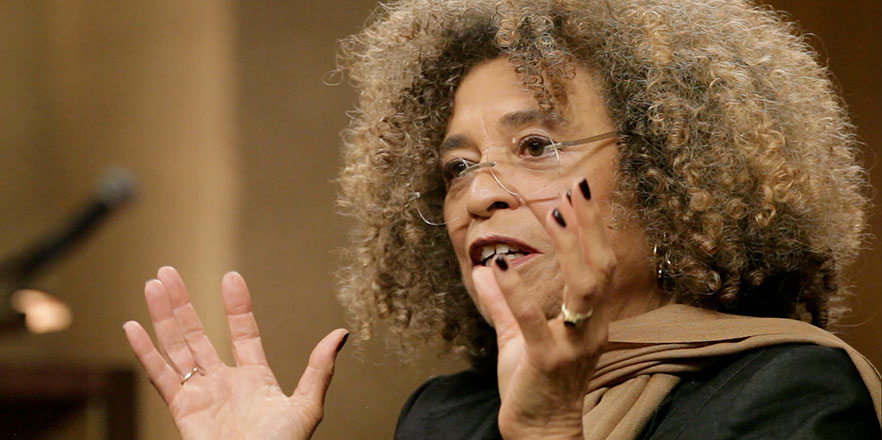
[
  {"x1": 603, "y1": 253, "x2": 617, "y2": 273},
  {"x1": 168, "y1": 339, "x2": 188, "y2": 352},
  {"x1": 183, "y1": 326, "x2": 203, "y2": 340},
  {"x1": 513, "y1": 307, "x2": 543, "y2": 326},
  {"x1": 298, "y1": 403, "x2": 324, "y2": 427},
  {"x1": 579, "y1": 284, "x2": 598, "y2": 301},
  {"x1": 583, "y1": 204, "x2": 600, "y2": 220},
  {"x1": 567, "y1": 275, "x2": 598, "y2": 299}
]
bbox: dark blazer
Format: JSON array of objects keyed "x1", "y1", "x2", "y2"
[{"x1": 394, "y1": 344, "x2": 879, "y2": 439}]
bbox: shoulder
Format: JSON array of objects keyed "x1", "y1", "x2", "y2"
[
  {"x1": 642, "y1": 343, "x2": 880, "y2": 439},
  {"x1": 394, "y1": 369, "x2": 502, "y2": 440}
]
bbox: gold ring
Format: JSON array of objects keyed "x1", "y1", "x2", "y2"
[
  {"x1": 561, "y1": 303, "x2": 593, "y2": 328},
  {"x1": 181, "y1": 367, "x2": 200, "y2": 384}
]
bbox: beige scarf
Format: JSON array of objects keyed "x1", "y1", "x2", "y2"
[{"x1": 580, "y1": 305, "x2": 882, "y2": 439}]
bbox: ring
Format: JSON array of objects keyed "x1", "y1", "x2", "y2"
[
  {"x1": 561, "y1": 303, "x2": 593, "y2": 328},
  {"x1": 181, "y1": 367, "x2": 200, "y2": 384}
]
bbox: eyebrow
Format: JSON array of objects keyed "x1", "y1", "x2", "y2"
[
  {"x1": 440, "y1": 110, "x2": 569, "y2": 150},
  {"x1": 500, "y1": 109, "x2": 567, "y2": 129},
  {"x1": 439, "y1": 134, "x2": 468, "y2": 151}
]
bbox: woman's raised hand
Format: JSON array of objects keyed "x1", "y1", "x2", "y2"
[
  {"x1": 124, "y1": 266, "x2": 348, "y2": 440},
  {"x1": 472, "y1": 179, "x2": 613, "y2": 440}
]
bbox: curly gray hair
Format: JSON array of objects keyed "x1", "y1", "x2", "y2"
[{"x1": 335, "y1": 0, "x2": 869, "y2": 367}]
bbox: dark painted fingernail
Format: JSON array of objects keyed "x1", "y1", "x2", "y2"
[
  {"x1": 336, "y1": 332, "x2": 350, "y2": 353},
  {"x1": 495, "y1": 255, "x2": 509, "y2": 271},
  {"x1": 579, "y1": 179, "x2": 591, "y2": 200},
  {"x1": 552, "y1": 208, "x2": 567, "y2": 227},
  {"x1": 566, "y1": 190, "x2": 572, "y2": 204}
]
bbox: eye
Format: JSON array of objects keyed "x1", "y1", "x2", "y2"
[
  {"x1": 518, "y1": 135, "x2": 554, "y2": 157},
  {"x1": 441, "y1": 158, "x2": 471, "y2": 182}
]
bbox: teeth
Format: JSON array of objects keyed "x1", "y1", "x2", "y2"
[
  {"x1": 479, "y1": 243, "x2": 528, "y2": 265},
  {"x1": 481, "y1": 247, "x2": 495, "y2": 261}
]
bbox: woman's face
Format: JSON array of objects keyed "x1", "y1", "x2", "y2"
[{"x1": 442, "y1": 57, "x2": 662, "y2": 322}]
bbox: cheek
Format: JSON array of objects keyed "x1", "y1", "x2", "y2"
[
  {"x1": 522, "y1": 199, "x2": 557, "y2": 228},
  {"x1": 446, "y1": 222, "x2": 467, "y2": 259},
  {"x1": 517, "y1": 260, "x2": 566, "y2": 314},
  {"x1": 445, "y1": 223, "x2": 474, "y2": 287},
  {"x1": 570, "y1": 146, "x2": 617, "y2": 197},
  {"x1": 607, "y1": 224, "x2": 655, "y2": 286}
]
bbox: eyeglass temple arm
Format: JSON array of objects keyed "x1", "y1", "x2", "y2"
[
  {"x1": 547, "y1": 131, "x2": 617, "y2": 151},
  {"x1": 458, "y1": 161, "x2": 496, "y2": 178}
]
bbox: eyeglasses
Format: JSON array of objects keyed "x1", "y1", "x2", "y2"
[{"x1": 409, "y1": 131, "x2": 617, "y2": 225}]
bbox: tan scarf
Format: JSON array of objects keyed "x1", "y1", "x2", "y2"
[{"x1": 580, "y1": 304, "x2": 882, "y2": 439}]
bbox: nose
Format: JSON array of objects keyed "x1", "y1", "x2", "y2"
[{"x1": 464, "y1": 169, "x2": 521, "y2": 219}]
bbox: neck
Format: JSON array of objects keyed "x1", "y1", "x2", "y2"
[{"x1": 608, "y1": 286, "x2": 672, "y2": 322}]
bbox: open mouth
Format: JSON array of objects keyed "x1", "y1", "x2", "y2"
[{"x1": 469, "y1": 237, "x2": 539, "y2": 267}]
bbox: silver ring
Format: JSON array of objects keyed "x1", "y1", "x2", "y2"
[
  {"x1": 561, "y1": 303, "x2": 593, "y2": 328},
  {"x1": 181, "y1": 367, "x2": 200, "y2": 384}
]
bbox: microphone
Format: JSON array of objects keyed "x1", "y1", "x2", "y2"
[{"x1": 0, "y1": 168, "x2": 137, "y2": 331}]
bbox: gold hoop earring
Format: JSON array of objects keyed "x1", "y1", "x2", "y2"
[{"x1": 653, "y1": 245, "x2": 672, "y2": 286}]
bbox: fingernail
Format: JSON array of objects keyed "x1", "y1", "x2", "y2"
[
  {"x1": 494, "y1": 255, "x2": 509, "y2": 271},
  {"x1": 336, "y1": 332, "x2": 350, "y2": 353},
  {"x1": 566, "y1": 190, "x2": 572, "y2": 204},
  {"x1": 579, "y1": 179, "x2": 591, "y2": 200},
  {"x1": 552, "y1": 208, "x2": 567, "y2": 227}
]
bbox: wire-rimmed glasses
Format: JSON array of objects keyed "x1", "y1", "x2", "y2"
[{"x1": 409, "y1": 131, "x2": 617, "y2": 226}]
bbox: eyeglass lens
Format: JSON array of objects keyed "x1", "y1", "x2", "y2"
[{"x1": 411, "y1": 131, "x2": 616, "y2": 226}]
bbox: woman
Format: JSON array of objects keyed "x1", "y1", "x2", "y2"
[{"x1": 124, "y1": 0, "x2": 881, "y2": 438}]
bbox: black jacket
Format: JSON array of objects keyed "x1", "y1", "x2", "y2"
[{"x1": 394, "y1": 344, "x2": 879, "y2": 439}]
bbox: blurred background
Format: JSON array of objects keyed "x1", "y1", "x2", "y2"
[{"x1": 0, "y1": 1, "x2": 878, "y2": 439}]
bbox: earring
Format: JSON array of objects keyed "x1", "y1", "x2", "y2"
[{"x1": 653, "y1": 245, "x2": 672, "y2": 286}]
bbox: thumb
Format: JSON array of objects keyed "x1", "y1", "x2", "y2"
[
  {"x1": 291, "y1": 328, "x2": 349, "y2": 406},
  {"x1": 472, "y1": 266, "x2": 519, "y2": 342}
]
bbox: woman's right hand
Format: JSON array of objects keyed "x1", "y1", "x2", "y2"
[{"x1": 124, "y1": 266, "x2": 348, "y2": 440}]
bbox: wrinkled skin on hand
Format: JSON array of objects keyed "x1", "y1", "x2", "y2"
[{"x1": 124, "y1": 266, "x2": 348, "y2": 440}]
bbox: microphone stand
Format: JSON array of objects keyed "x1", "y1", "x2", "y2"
[{"x1": 0, "y1": 168, "x2": 136, "y2": 333}]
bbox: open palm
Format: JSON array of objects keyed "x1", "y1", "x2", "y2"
[{"x1": 124, "y1": 266, "x2": 347, "y2": 440}]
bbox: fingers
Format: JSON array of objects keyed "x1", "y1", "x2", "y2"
[
  {"x1": 472, "y1": 262, "x2": 554, "y2": 352},
  {"x1": 471, "y1": 266, "x2": 519, "y2": 343},
  {"x1": 545, "y1": 178, "x2": 614, "y2": 329},
  {"x1": 221, "y1": 271, "x2": 271, "y2": 368},
  {"x1": 291, "y1": 328, "x2": 349, "y2": 406},
  {"x1": 157, "y1": 266, "x2": 223, "y2": 372},
  {"x1": 488, "y1": 258, "x2": 552, "y2": 348},
  {"x1": 546, "y1": 206, "x2": 595, "y2": 316},
  {"x1": 123, "y1": 320, "x2": 182, "y2": 404},
  {"x1": 141, "y1": 267, "x2": 274, "y2": 371},
  {"x1": 569, "y1": 180, "x2": 616, "y2": 283},
  {"x1": 144, "y1": 279, "x2": 197, "y2": 377}
]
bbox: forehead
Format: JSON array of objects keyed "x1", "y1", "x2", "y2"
[{"x1": 445, "y1": 57, "x2": 612, "y2": 141}]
